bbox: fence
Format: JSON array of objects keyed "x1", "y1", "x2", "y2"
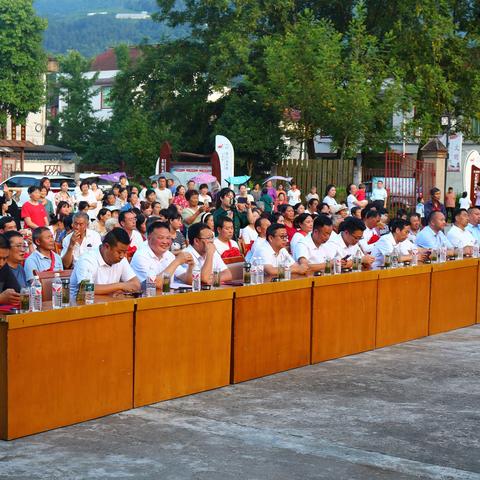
[{"x1": 276, "y1": 157, "x2": 354, "y2": 199}]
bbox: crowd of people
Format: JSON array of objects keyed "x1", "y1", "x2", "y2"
[{"x1": 0, "y1": 174, "x2": 478, "y2": 306}]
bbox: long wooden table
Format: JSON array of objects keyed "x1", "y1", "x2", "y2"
[
  {"x1": 134, "y1": 289, "x2": 233, "y2": 407},
  {"x1": 232, "y1": 278, "x2": 313, "y2": 383},
  {"x1": 430, "y1": 258, "x2": 478, "y2": 335},
  {"x1": 0, "y1": 299, "x2": 135, "y2": 440},
  {"x1": 2, "y1": 258, "x2": 480, "y2": 440},
  {"x1": 376, "y1": 264, "x2": 431, "y2": 348},
  {"x1": 312, "y1": 270, "x2": 378, "y2": 363}
]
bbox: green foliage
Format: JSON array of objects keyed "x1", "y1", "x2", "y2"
[{"x1": 0, "y1": 0, "x2": 47, "y2": 125}]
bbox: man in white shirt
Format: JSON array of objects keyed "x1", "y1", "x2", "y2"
[
  {"x1": 61, "y1": 212, "x2": 102, "y2": 268},
  {"x1": 371, "y1": 219, "x2": 417, "y2": 269},
  {"x1": 295, "y1": 215, "x2": 338, "y2": 272},
  {"x1": 370, "y1": 180, "x2": 388, "y2": 208},
  {"x1": 70, "y1": 228, "x2": 140, "y2": 298},
  {"x1": 245, "y1": 217, "x2": 271, "y2": 262},
  {"x1": 156, "y1": 176, "x2": 173, "y2": 209},
  {"x1": 175, "y1": 222, "x2": 232, "y2": 286},
  {"x1": 359, "y1": 210, "x2": 380, "y2": 254},
  {"x1": 287, "y1": 183, "x2": 302, "y2": 206},
  {"x1": 213, "y1": 217, "x2": 241, "y2": 257},
  {"x1": 446, "y1": 208, "x2": 475, "y2": 253},
  {"x1": 328, "y1": 217, "x2": 374, "y2": 269},
  {"x1": 119, "y1": 210, "x2": 144, "y2": 251},
  {"x1": 466, "y1": 207, "x2": 480, "y2": 244},
  {"x1": 131, "y1": 221, "x2": 194, "y2": 287},
  {"x1": 407, "y1": 212, "x2": 422, "y2": 242},
  {"x1": 256, "y1": 223, "x2": 308, "y2": 276}
]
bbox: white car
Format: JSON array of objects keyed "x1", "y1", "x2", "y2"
[{"x1": 0, "y1": 174, "x2": 77, "y2": 206}]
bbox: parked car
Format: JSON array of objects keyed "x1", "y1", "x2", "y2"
[
  {"x1": 0, "y1": 174, "x2": 76, "y2": 206},
  {"x1": 79, "y1": 173, "x2": 115, "y2": 192}
]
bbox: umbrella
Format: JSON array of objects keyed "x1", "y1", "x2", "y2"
[
  {"x1": 263, "y1": 175, "x2": 293, "y2": 184},
  {"x1": 190, "y1": 173, "x2": 217, "y2": 184},
  {"x1": 149, "y1": 172, "x2": 181, "y2": 184},
  {"x1": 225, "y1": 175, "x2": 250, "y2": 186},
  {"x1": 99, "y1": 172, "x2": 128, "y2": 183}
]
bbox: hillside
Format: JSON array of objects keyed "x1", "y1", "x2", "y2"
[{"x1": 34, "y1": 0, "x2": 185, "y2": 57}]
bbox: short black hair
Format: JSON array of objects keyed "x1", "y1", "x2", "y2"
[
  {"x1": 254, "y1": 216, "x2": 270, "y2": 232},
  {"x1": 186, "y1": 189, "x2": 199, "y2": 201},
  {"x1": 4, "y1": 230, "x2": 23, "y2": 244},
  {"x1": 118, "y1": 210, "x2": 135, "y2": 224},
  {"x1": 32, "y1": 226, "x2": 51, "y2": 246},
  {"x1": 0, "y1": 233, "x2": 9, "y2": 249},
  {"x1": 145, "y1": 188, "x2": 155, "y2": 198},
  {"x1": 147, "y1": 220, "x2": 170, "y2": 237},
  {"x1": 136, "y1": 213, "x2": 146, "y2": 231},
  {"x1": 216, "y1": 216, "x2": 234, "y2": 229},
  {"x1": 28, "y1": 185, "x2": 40, "y2": 194},
  {"x1": 389, "y1": 218, "x2": 409, "y2": 234},
  {"x1": 0, "y1": 216, "x2": 16, "y2": 230},
  {"x1": 341, "y1": 217, "x2": 366, "y2": 234},
  {"x1": 266, "y1": 223, "x2": 287, "y2": 242},
  {"x1": 80, "y1": 180, "x2": 90, "y2": 188},
  {"x1": 187, "y1": 222, "x2": 211, "y2": 244},
  {"x1": 453, "y1": 208, "x2": 468, "y2": 221},
  {"x1": 103, "y1": 227, "x2": 131, "y2": 247},
  {"x1": 294, "y1": 213, "x2": 312, "y2": 228},
  {"x1": 97, "y1": 208, "x2": 110, "y2": 220},
  {"x1": 307, "y1": 198, "x2": 319, "y2": 207},
  {"x1": 199, "y1": 183, "x2": 208, "y2": 190},
  {"x1": 427, "y1": 210, "x2": 444, "y2": 224},
  {"x1": 407, "y1": 212, "x2": 420, "y2": 222},
  {"x1": 78, "y1": 201, "x2": 89, "y2": 211},
  {"x1": 313, "y1": 214, "x2": 333, "y2": 230}
]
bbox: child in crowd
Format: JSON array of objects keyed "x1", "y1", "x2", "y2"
[
  {"x1": 416, "y1": 196, "x2": 425, "y2": 225},
  {"x1": 356, "y1": 183, "x2": 366, "y2": 202}
]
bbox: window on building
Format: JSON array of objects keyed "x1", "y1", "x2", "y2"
[{"x1": 101, "y1": 86, "x2": 113, "y2": 109}]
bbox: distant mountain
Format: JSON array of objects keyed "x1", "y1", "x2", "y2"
[{"x1": 34, "y1": 0, "x2": 186, "y2": 57}]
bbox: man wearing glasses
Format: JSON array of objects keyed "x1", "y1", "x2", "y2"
[
  {"x1": 328, "y1": 217, "x2": 374, "y2": 269},
  {"x1": 256, "y1": 223, "x2": 309, "y2": 277},
  {"x1": 176, "y1": 222, "x2": 232, "y2": 286},
  {"x1": 4, "y1": 231, "x2": 28, "y2": 290}
]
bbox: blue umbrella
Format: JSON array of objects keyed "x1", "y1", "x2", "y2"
[{"x1": 225, "y1": 175, "x2": 250, "y2": 185}]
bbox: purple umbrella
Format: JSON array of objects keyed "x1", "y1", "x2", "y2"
[
  {"x1": 99, "y1": 171, "x2": 128, "y2": 183},
  {"x1": 190, "y1": 173, "x2": 217, "y2": 184}
]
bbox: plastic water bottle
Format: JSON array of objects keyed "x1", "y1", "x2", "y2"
[
  {"x1": 391, "y1": 246, "x2": 400, "y2": 268},
  {"x1": 473, "y1": 242, "x2": 479, "y2": 258},
  {"x1": 256, "y1": 261, "x2": 264, "y2": 284},
  {"x1": 334, "y1": 254, "x2": 342, "y2": 275},
  {"x1": 192, "y1": 265, "x2": 201, "y2": 292},
  {"x1": 284, "y1": 263, "x2": 291, "y2": 280},
  {"x1": 250, "y1": 258, "x2": 258, "y2": 285},
  {"x1": 146, "y1": 270, "x2": 157, "y2": 297},
  {"x1": 85, "y1": 277, "x2": 95, "y2": 305},
  {"x1": 30, "y1": 275, "x2": 42, "y2": 312},
  {"x1": 411, "y1": 248, "x2": 418, "y2": 266},
  {"x1": 52, "y1": 272, "x2": 63, "y2": 309}
]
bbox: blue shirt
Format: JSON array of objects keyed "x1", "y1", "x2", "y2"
[
  {"x1": 466, "y1": 223, "x2": 480, "y2": 245},
  {"x1": 9, "y1": 265, "x2": 27, "y2": 289},
  {"x1": 24, "y1": 250, "x2": 63, "y2": 283},
  {"x1": 415, "y1": 226, "x2": 452, "y2": 250}
]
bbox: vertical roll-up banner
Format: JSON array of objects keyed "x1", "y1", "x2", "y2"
[{"x1": 215, "y1": 135, "x2": 234, "y2": 187}]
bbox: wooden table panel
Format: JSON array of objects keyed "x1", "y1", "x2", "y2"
[
  {"x1": 134, "y1": 290, "x2": 233, "y2": 407},
  {"x1": 376, "y1": 265, "x2": 431, "y2": 348},
  {"x1": 312, "y1": 271, "x2": 378, "y2": 363},
  {"x1": 232, "y1": 279, "x2": 312, "y2": 383},
  {"x1": 1, "y1": 309, "x2": 134, "y2": 440},
  {"x1": 430, "y1": 259, "x2": 478, "y2": 335}
]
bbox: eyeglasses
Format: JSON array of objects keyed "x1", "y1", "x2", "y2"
[
  {"x1": 349, "y1": 233, "x2": 363, "y2": 241},
  {"x1": 199, "y1": 236, "x2": 214, "y2": 241},
  {"x1": 274, "y1": 235, "x2": 289, "y2": 240}
]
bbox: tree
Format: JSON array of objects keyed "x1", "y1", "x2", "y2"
[
  {"x1": 48, "y1": 50, "x2": 98, "y2": 155},
  {"x1": 0, "y1": 0, "x2": 47, "y2": 131}
]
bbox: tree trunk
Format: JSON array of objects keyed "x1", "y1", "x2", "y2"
[{"x1": 306, "y1": 137, "x2": 316, "y2": 159}]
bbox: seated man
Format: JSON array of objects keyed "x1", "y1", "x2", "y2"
[
  {"x1": 245, "y1": 216, "x2": 271, "y2": 262},
  {"x1": 295, "y1": 214, "x2": 338, "y2": 272},
  {"x1": 407, "y1": 212, "x2": 422, "y2": 242},
  {"x1": 130, "y1": 221, "x2": 194, "y2": 288},
  {"x1": 328, "y1": 217, "x2": 374, "y2": 268},
  {"x1": 415, "y1": 211, "x2": 453, "y2": 251},
  {"x1": 371, "y1": 219, "x2": 422, "y2": 269},
  {"x1": 213, "y1": 216, "x2": 242, "y2": 259},
  {"x1": 61, "y1": 212, "x2": 102, "y2": 268},
  {"x1": 70, "y1": 228, "x2": 141, "y2": 298},
  {"x1": 359, "y1": 210, "x2": 380, "y2": 254},
  {"x1": 256, "y1": 223, "x2": 308, "y2": 277},
  {"x1": 175, "y1": 222, "x2": 232, "y2": 286},
  {"x1": 4, "y1": 231, "x2": 28, "y2": 290},
  {"x1": 466, "y1": 207, "x2": 480, "y2": 244},
  {"x1": 447, "y1": 208, "x2": 475, "y2": 254},
  {"x1": 0, "y1": 233, "x2": 21, "y2": 304},
  {"x1": 24, "y1": 227, "x2": 63, "y2": 283}
]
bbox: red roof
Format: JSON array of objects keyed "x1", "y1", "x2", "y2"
[
  {"x1": 90, "y1": 47, "x2": 142, "y2": 71},
  {"x1": 0, "y1": 140, "x2": 36, "y2": 148}
]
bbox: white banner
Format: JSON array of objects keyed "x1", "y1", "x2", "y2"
[
  {"x1": 440, "y1": 133, "x2": 462, "y2": 172},
  {"x1": 215, "y1": 135, "x2": 234, "y2": 187}
]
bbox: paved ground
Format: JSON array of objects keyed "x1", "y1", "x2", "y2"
[{"x1": 2, "y1": 325, "x2": 480, "y2": 480}]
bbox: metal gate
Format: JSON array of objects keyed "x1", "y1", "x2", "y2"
[{"x1": 384, "y1": 149, "x2": 436, "y2": 215}]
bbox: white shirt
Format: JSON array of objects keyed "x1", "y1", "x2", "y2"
[
  {"x1": 75, "y1": 190, "x2": 98, "y2": 220},
  {"x1": 156, "y1": 188, "x2": 172, "y2": 209},
  {"x1": 347, "y1": 194, "x2": 358, "y2": 211},
  {"x1": 139, "y1": 188, "x2": 147, "y2": 201},
  {"x1": 290, "y1": 232, "x2": 308, "y2": 259},
  {"x1": 294, "y1": 232, "x2": 338, "y2": 264},
  {"x1": 175, "y1": 245, "x2": 228, "y2": 279},
  {"x1": 214, "y1": 237, "x2": 240, "y2": 256},
  {"x1": 130, "y1": 242, "x2": 176, "y2": 283},
  {"x1": 199, "y1": 193, "x2": 212, "y2": 205},
  {"x1": 245, "y1": 236, "x2": 266, "y2": 262},
  {"x1": 446, "y1": 224, "x2": 475, "y2": 249},
  {"x1": 240, "y1": 225, "x2": 258, "y2": 245},
  {"x1": 459, "y1": 197, "x2": 472, "y2": 210},
  {"x1": 371, "y1": 187, "x2": 387, "y2": 202},
  {"x1": 359, "y1": 226, "x2": 378, "y2": 254},
  {"x1": 328, "y1": 232, "x2": 362, "y2": 258},
  {"x1": 61, "y1": 229, "x2": 102, "y2": 264},
  {"x1": 322, "y1": 196, "x2": 338, "y2": 207},
  {"x1": 287, "y1": 189, "x2": 301, "y2": 206},
  {"x1": 129, "y1": 229, "x2": 145, "y2": 251},
  {"x1": 70, "y1": 246, "x2": 137, "y2": 297},
  {"x1": 255, "y1": 241, "x2": 295, "y2": 268},
  {"x1": 236, "y1": 193, "x2": 254, "y2": 204},
  {"x1": 371, "y1": 233, "x2": 412, "y2": 269}
]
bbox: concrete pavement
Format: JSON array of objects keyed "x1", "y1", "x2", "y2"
[{"x1": 1, "y1": 325, "x2": 480, "y2": 479}]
